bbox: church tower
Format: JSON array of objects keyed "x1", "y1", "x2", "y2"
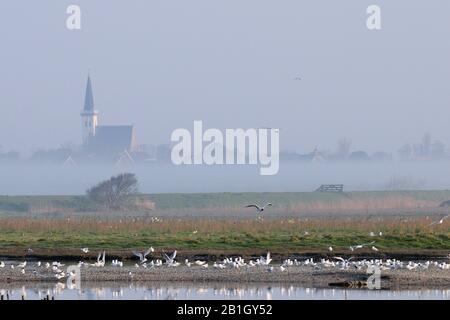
[{"x1": 80, "y1": 74, "x2": 99, "y2": 145}]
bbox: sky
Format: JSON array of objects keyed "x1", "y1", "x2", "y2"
[{"x1": 1, "y1": 0, "x2": 450, "y2": 156}]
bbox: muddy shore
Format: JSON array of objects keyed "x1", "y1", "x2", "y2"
[{"x1": 1, "y1": 264, "x2": 450, "y2": 290}]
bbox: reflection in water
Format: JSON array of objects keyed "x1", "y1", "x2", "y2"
[{"x1": 1, "y1": 283, "x2": 449, "y2": 300}]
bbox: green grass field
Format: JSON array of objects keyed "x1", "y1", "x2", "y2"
[
  {"x1": 0, "y1": 216, "x2": 448, "y2": 253},
  {"x1": 0, "y1": 191, "x2": 449, "y2": 254}
]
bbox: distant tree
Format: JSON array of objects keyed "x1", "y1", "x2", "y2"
[
  {"x1": 348, "y1": 150, "x2": 369, "y2": 161},
  {"x1": 86, "y1": 173, "x2": 139, "y2": 209},
  {"x1": 0, "y1": 150, "x2": 20, "y2": 163}
]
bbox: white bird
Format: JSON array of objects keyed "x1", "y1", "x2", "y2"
[
  {"x1": 259, "y1": 252, "x2": 272, "y2": 265},
  {"x1": 372, "y1": 246, "x2": 379, "y2": 252},
  {"x1": 245, "y1": 203, "x2": 273, "y2": 213},
  {"x1": 328, "y1": 246, "x2": 333, "y2": 252},
  {"x1": 429, "y1": 215, "x2": 450, "y2": 226},
  {"x1": 36, "y1": 261, "x2": 41, "y2": 267},
  {"x1": 163, "y1": 250, "x2": 177, "y2": 265},
  {"x1": 111, "y1": 259, "x2": 123, "y2": 267},
  {"x1": 91, "y1": 251, "x2": 105, "y2": 267},
  {"x1": 21, "y1": 269, "x2": 25, "y2": 275},
  {"x1": 195, "y1": 260, "x2": 206, "y2": 266},
  {"x1": 55, "y1": 273, "x2": 65, "y2": 280},
  {"x1": 352, "y1": 241, "x2": 375, "y2": 250},
  {"x1": 280, "y1": 266, "x2": 286, "y2": 272},
  {"x1": 18, "y1": 261, "x2": 27, "y2": 268},
  {"x1": 0, "y1": 262, "x2": 5, "y2": 268},
  {"x1": 185, "y1": 259, "x2": 192, "y2": 267},
  {"x1": 81, "y1": 248, "x2": 89, "y2": 253},
  {"x1": 133, "y1": 248, "x2": 153, "y2": 264}
]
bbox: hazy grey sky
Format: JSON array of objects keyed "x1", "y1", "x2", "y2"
[{"x1": 1, "y1": 0, "x2": 450, "y2": 155}]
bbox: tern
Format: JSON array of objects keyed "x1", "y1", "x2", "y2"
[
  {"x1": 133, "y1": 247, "x2": 154, "y2": 264},
  {"x1": 245, "y1": 203, "x2": 272, "y2": 213},
  {"x1": 163, "y1": 250, "x2": 177, "y2": 265}
]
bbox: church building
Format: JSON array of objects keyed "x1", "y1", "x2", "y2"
[{"x1": 80, "y1": 75, "x2": 136, "y2": 156}]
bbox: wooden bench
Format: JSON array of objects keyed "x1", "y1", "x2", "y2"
[{"x1": 315, "y1": 184, "x2": 344, "y2": 193}]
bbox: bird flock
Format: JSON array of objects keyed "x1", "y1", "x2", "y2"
[
  {"x1": 0, "y1": 202, "x2": 449, "y2": 281},
  {"x1": 1, "y1": 246, "x2": 450, "y2": 283}
]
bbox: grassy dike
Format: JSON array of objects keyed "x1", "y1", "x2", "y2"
[{"x1": 0, "y1": 191, "x2": 449, "y2": 256}]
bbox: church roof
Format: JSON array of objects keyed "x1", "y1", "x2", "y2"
[
  {"x1": 87, "y1": 125, "x2": 135, "y2": 154},
  {"x1": 84, "y1": 75, "x2": 95, "y2": 112}
]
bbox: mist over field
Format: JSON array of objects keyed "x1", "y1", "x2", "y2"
[{"x1": 0, "y1": 161, "x2": 449, "y2": 195}]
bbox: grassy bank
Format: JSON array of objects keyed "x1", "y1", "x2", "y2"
[
  {"x1": 0, "y1": 216, "x2": 449, "y2": 252},
  {"x1": 1, "y1": 190, "x2": 450, "y2": 217}
]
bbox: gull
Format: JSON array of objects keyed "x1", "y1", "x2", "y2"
[
  {"x1": 0, "y1": 262, "x2": 5, "y2": 268},
  {"x1": 81, "y1": 248, "x2": 89, "y2": 253},
  {"x1": 195, "y1": 260, "x2": 206, "y2": 266},
  {"x1": 133, "y1": 248, "x2": 154, "y2": 264},
  {"x1": 163, "y1": 250, "x2": 177, "y2": 265},
  {"x1": 351, "y1": 241, "x2": 375, "y2": 250},
  {"x1": 111, "y1": 259, "x2": 123, "y2": 267},
  {"x1": 372, "y1": 246, "x2": 379, "y2": 252},
  {"x1": 259, "y1": 252, "x2": 272, "y2": 265},
  {"x1": 52, "y1": 262, "x2": 64, "y2": 267},
  {"x1": 429, "y1": 214, "x2": 450, "y2": 226},
  {"x1": 36, "y1": 261, "x2": 41, "y2": 267},
  {"x1": 245, "y1": 203, "x2": 273, "y2": 213},
  {"x1": 45, "y1": 262, "x2": 51, "y2": 269},
  {"x1": 18, "y1": 262, "x2": 27, "y2": 268},
  {"x1": 52, "y1": 266, "x2": 63, "y2": 273},
  {"x1": 91, "y1": 251, "x2": 105, "y2": 267},
  {"x1": 55, "y1": 273, "x2": 65, "y2": 280}
]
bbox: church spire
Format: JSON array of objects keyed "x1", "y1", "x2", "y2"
[{"x1": 84, "y1": 74, "x2": 94, "y2": 112}]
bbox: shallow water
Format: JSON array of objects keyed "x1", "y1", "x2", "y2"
[{"x1": 1, "y1": 282, "x2": 449, "y2": 300}]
